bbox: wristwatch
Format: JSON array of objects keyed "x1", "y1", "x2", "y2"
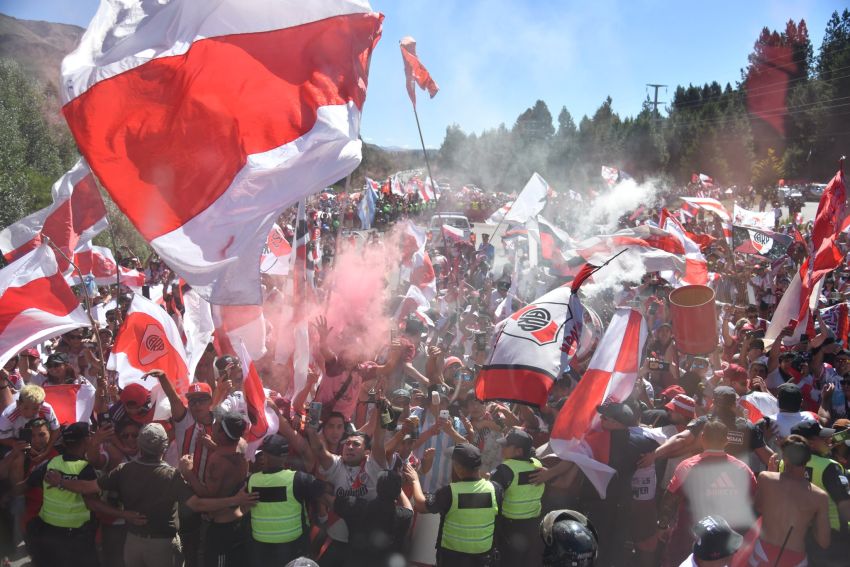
[{"x1": 656, "y1": 520, "x2": 669, "y2": 530}]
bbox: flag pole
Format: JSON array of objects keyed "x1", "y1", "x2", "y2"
[
  {"x1": 43, "y1": 236, "x2": 108, "y2": 385},
  {"x1": 411, "y1": 104, "x2": 438, "y2": 206}
]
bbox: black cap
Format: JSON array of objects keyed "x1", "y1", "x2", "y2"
[
  {"x1": 218, "y1": 410, "x2": 247, "y2": 441},
  {"x1": 46, "y1": 352, "x2": 70, "y2": 366},
  {"x1": 595, "y1": 402, "x2": 634, "y2": 426},
  {"x1": 260, "y1": 435, "x2": 289, "y2": 456},
  {"x1": 712, "y1": 386, "x2": 737, "y2": 400},
  {"x1": 790, "y1": 420, "x2": 835, "y2": 439},
  {"x1": 777, "y1": 383, "x2": 803, "y2": 411},
  {"x1": 692, "y1": 516, "x2": 743, "y2": 560},
  {"x1": 497, "y1": 429, "x2": 534, "y2": 453},
  {"x1": 61, "y1": 422, "x2": 91, "y2": 443},
  {"x1": 452, "y1": 443, "x2": 482, "y2": 469}
]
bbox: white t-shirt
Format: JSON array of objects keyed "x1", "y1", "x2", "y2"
[
  {"x1": 678, "y1": 554, "x2": 698, "y2": 567},
  {"x1": 773, "y1": 411, "x2": 818, "y2": 440},
  {"x1": 0, "y1": 400, "x2": 60, "y2": 439},
  {"x1": 320, "y1": 453, "x2": 384, "y2": 542}
]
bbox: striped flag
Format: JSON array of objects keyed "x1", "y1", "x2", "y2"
[{"x1": 61, "y1": 0, "x2": 383, "y2": 305}]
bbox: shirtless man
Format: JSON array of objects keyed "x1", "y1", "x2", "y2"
[
  {"x1": 752, "y1": 435, "x2": 830, "y2": 567},
  {"x1": 180, "y1": 410, "x2": 249, "y2": 567}
]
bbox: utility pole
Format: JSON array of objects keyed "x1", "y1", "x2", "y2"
[{"x1": 646, "y1": 83, "x2": 667, "y2": 117}]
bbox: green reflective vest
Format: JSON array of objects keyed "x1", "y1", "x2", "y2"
[
  {"x1": 247, "y1": 469, "x2": 304, "y2": 543},
  {"x1": 441, "y1": 479, "x2": 498, "y2": 554},
  {"x1": 780, "y1": 454, "x2": 847, "y2": 531},
  {"x1": 501, "y1": 458, "x2": 544, "y2": 520},
  {"x1": 40, "y1": 456, "x2": 91, "y2": 528}
]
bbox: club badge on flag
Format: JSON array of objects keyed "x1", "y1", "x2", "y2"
[
  {"x1": 549, "y1": 308, "x2": 647, "y2": 498},
  {"x1": 61, "y1": 0, "x2": 383, "y2": 305},
  {"x1": 0, "y1": 245, "x2": 90, "y2": 368},
  {"x1": 108, "y1": 294, "x2": 190, "y2": 394},
  {"x1": 260, "y1": 224, "x2": 292, "y2": 276}
]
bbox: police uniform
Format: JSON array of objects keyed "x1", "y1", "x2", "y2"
[
  {"x1": 25, "y1": 423, "x2": 99, "y2": 567},
  {"x1": 491, "y1": 430, "x2": 545, "y2": 566},
  {"x1": 424, "y1": 443, "x2": 503, "y2": 567},
  {"x1": 247, "y1": 435, "x2": 326, "y2": 567}
]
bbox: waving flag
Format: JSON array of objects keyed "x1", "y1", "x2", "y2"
[
  {"x1": 504, "y1": 173, "x2": 549, "y2": 224},
  {"x1": 550, "y1": 308, "x2": 647, "y2": 497},
  {"x1": 565, "y1": 226, "x2": 686, "y2": 275},
  {"x1": 0, "y1": 246, "x2": 90, "y2": 368},
  {"x1": 400, "y1": 36, "x2": 439, "y2": 105},
  {"x1": 108, "y1": 294, "x2": 190, "y2": 394},
  {"x1": 441, "y1": 224, "x2": 466, "y2": 246},
  {"x1": 260, "y1": 224, "x2": 292, "y2": 277},
  {"x1": 732, "y1": 226, "x2": 792, "y2": 261},
  {"x1": 358, "y1": 179, "x2": 378, "y2": 230},
  {"x1": 236, "y1": 341, "x2": 271, "y2": 442},
  {"x1": 61, "y1": 0, "x2": 383, "y2": 305},
  {"x1": 659, "y1": 209, "x2": 708, "y2": 286},
  {"x1": 400, "y1": 222, "x2": 436, "y2": 299},
  {"x1": 486, "y1": 202, "x2": 514, "y2": 225},
  {"x1": 477, "y1": 283, "x2": 584, "y2": 408},
  {"x1": 43, "y1": 382, "x2": 97, "y2": 426},
  {"x1": 70, "y1": 244, "x2": 146, "y2": 288},
  {"x1": 600, "y1": 166, "x2": 620, "y2": 187},
  {"x1": 0, "y1": 159, "x2": 107, "y2": 270}
]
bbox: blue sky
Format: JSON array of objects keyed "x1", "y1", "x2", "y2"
[{"x1": 1, "y1": 0, "x2": 843, "y2": 148}]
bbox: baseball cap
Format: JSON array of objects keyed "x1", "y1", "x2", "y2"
[
  {"x1": 138, "y1": 423, "x2": 169, "y2": 455},
  {"x1": 260, "y1": 435, "x2": 289, "y2": 456},
  {"x1": 790, "y1": 420, "x2": 835, "y2": 439},
  {"x1": 723, "y1": 364, "x2": 747, "y2": 383},
  {"x1": 692, "y1": 516, "x2": 743, "y2": 560},
  {"x1": 659, "y1": 385, "x2": 686, "y2": 402},
  {"x1": 218, "y1": 410, "x2": 246, "y2": 441},
  {"x1": 61, "y1": 422, "x2": 91, "y2": 444},
  {"x1": 45, "y1": 353, "x2": 69, "y2": 367},
  {"x1": 776, "y1": 383, "x2": 803, "y2": 411},
  {"x1": 497, "y1": 429, "x2": 534, "y2": 453},
  {"x1": 596, "y1": 402, "x2": 635, "y2": 426},
  {"x1": 665, "y1": 394, "x2": 696, "y2": 419},
  {"x1": 20, "y1": 348, "x2": 40, "y2": 359},
  {"x1": 713, "y1": 386, "x2": 738, "y2": 400},
  {"x1": 120, "y1": 383, "x2": 150, "y2": 406},
  {"x1": 749, "y1": 356, "x2": 769, "y2": 369},
  {"x1": 390, "y1": 388, "x2": 412, "y2": 401},
  {"x1": 452, "y1": 443, "x2": 482, "y2": 469},
  {"x1": 443, "y1": 356, "x2": 463, "y2": 370},
  {"x1": 186, "y1": 382, "x2": 213, "y2": 399}
]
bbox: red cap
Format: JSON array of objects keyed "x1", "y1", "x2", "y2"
[
  {"x1": 724, "y1": 364, "x2": 748, "y2": 384},
  {"x1": 120, "y1": 383, "x2": 150, "y2": 406},
  {"x1": 20, "y1": 347, "x2": 40, "y2": 359},
  {"x1": 186, "y1": 382, "x2": 213, "y2": 398},
  {"x1": 665, "y1": 394, "x2": 696, "y2": 419},
  {"x1": 659, "y1": 385, "x2": 685, "y2": 401},
  {"x1": 443, "y1": 356, "x2": 463, "y2": 370}
]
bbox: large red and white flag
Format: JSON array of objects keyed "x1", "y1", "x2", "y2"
[
  {"x1": 679, "y1": 197, "x2": 730, "y2": 221},
  {"x1": 69, "y1": 244, "x2": 146, "y2": 288},
  {"x1": 0, "y1": 245, "x2": 90, "y2": 368},
  {"x1": 61, "y1": 0, "x2": 383, "y2": 305},
  {"x1": 477, "y1": 282, "x2": 586, "y2": 408},
  {"x1": 237, "y1": 341, "x2": 271, "y2": 442},
  {"x1": 43, "y1": 382, "x2": 97, "y2": 426},
  {"x1": 565, "y1": 226, "x2": 687, "y2": 275},
  {"x1": 659, "y1": 209, "x2": 709, "y2": 286},
  {"x1": 550, "y1": 308, "x2": 647, "y2": 497},
  {"x1": 441, "y1": 224, "x2": 466, "y2": 246},
  {"x1": 260, "y1": 224, "x2": 292, "y2": 276},
  {"x1": 399, "y1": 36, "x2": 438, "y2": 105},
  {"x1": 0, "y1": 159, "x2": 107, "y2": 270},
  {"x1": 211, "y1": 305, "x2": 267, "y2": 361},
  {"x1": 400, "y1": 221, "x2": 436, "y2": 299},
  {"x1": 108, "y1": 294, "x2": 190, "y2": 394}
]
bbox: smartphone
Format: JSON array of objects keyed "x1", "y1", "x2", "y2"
[
  {"x1": 142, "y1": 285, "x2": 151, "y2": 299},
  {"x1": 460, "y1": 370, "x2": 473, "y2": 382},
  {"x1": 18, "y1": 428, "x2": 32, "y2": 444},
  {"x1": 832, "y1": 429, "x2": 850, "y2": 444},
  {"x1": 438, "y1": 409, "x2": 450, "y2": 421},
  {"x1": 308, "y1": 402, "x2": 322, "y2": 429},
  {"x1": 431, "y1": 391, "x2": 441, "y2": 406}
]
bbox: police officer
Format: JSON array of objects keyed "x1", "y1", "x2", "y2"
[
  {"x1": 490, "y1": 429, "x2": 545, "y2": 564},
  {"x1": 787, "y1": 420, "x2": 850, "y2": 565},
  {"x1": 407, "y1": 442, "x2": 503, "y2": 567},
  {"x1": 247, "y1": 435, "x2": 327, "y2": 567},
  {"x1": 24, "y1": 422, "x2": 100, "y2": 567},
  {"x1": 539, "y1": 509, "x2": 598, "y2": 567}
]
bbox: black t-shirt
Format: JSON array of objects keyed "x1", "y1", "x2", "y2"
[
  {"x1": 687, "y1": 414, "x2": 765, "y2": 467},
  {"x1": 641, "y1": 408, "x2": 672, "y2": 427},
  {"x1": 819, "y1": 461, "x2": 850, "y2": 505},
  {"x1": 579, "y1": 429, "x2": 658, "y2": 501},
  {"x1": 334, "y1": 497, "x2": 413, "y2": 559}
]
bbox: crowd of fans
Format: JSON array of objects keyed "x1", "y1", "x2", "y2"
[{"x1": 0, "y1": 179, "x2": 848, "y2": 567}]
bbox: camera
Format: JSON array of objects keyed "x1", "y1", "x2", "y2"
[{"x1": 647, "y1": 358, "x2": 670, "y2": 371}]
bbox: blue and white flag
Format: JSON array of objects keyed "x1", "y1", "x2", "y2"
[{"x1": 358, "y1": 178, "x2": 378, "y2": 229}]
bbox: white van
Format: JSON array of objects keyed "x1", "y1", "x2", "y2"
[{"x1": 429, "y1": 212, "x2": 471, "y2": 246}]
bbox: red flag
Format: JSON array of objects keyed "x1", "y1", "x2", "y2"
[
  {"x1": 549, "y1": 308, "x2": 647, "y2": 497},
  {"x1": 659, "y1": 208, "x2": 709, "y2": 285},
  {"x1": 108, "y1": 294, "x2": 190, "y2": 394},
  {"x1": 811, "y1": 162, "x2": 846, "y2": 252},
  {"x1": 237, "y1": 341, "x2": 270, "y2": 442},
  {"x1": 0, "y1": 159, "x2": 107, "y2": 270},
  {"x1": 400, "y1": 36, "x2": 438, "y2": 105},
  {"x1": 0, "y1": 245, "x2": 90, "y2": 368},
  {"x1": 43, "y1": 383, "x2": 97, "y2": 426},
  {"x1": 61, "y1": 0, "x2": 383, "y2": 305}
]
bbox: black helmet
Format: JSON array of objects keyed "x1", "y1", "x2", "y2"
[{"x1": 540, "y1": 510, "x2": 598, "y2": 567}]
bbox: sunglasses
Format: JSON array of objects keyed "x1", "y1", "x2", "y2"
[{"x1": 188, "y1": 397, "x2": 211, "y2": 406}]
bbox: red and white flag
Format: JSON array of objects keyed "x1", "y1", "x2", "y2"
[
  {"x1": 390, "y1": 174, "x2": 405, "y2": 197},
  {"x1": 0, "y1": 245, "x2": 90, "y2": 368},
  {"x1": 43, "y1": 382, "x2": 97, "y2": 426},
  {"x1": 260, "y1": 224, "x2": 292, "y2": 276},
  {"x1": 680, "y1": 197, "x2": 730, "y2": 221},
  {"x1": 441, "y1": 224, "x2": 466, "y2": 246},
  {"x1": 400, "y1": 36, "x2": 438, "y2": 105},
  {"x1": 61, "y1": 0, "x2": 383, "y2": 305},
  {"x1": 549, "y1": 308, "x2": 647, "y2": 497},
  {"x1": 486, "y1": 202, "x2": 513, "y2": 225},
  {"x1": 401, "y1": 221, "x2": 436, "y2": 299},
  {"x1": 600, "y1": 166, "x2": 619, "y2": 187},
  {"x1": 476, "y1": 281, "x2": 587, "y2": 408},
  {"x1": 566, "y1": 226, "x2": 686, "y2": 275},
  {"x1": 108, "y1": 294, "x2": 190, "y2": 394},
  {"x1": 211, "y1": 304, "x2": 267, "y2": 361},
  {"x1": 70, "y1": 244, "x2": 146, "y2": 288},
  {"x1": 0, "y1": 159, "x2": 107, "y2": 270},
  {"x1": 659, "y1": 209, "x2": 709, "y2": 286},
  {"x1": 237, "y1": 341, "x2": 271, "y2": 442}
]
